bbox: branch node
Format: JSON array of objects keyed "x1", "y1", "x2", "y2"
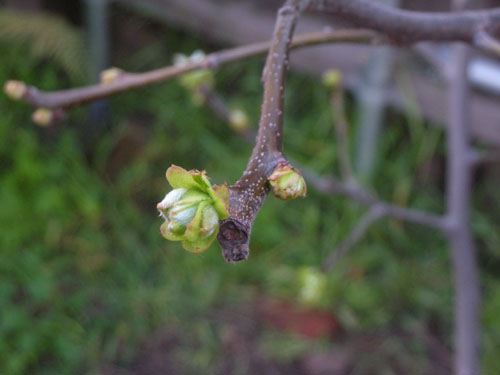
[{"x1": 218, "y1": 219, "x2": 250, "y2": 262}]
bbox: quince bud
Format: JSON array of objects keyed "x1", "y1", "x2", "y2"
[
  {"x1": 228, "y1": 109, "x2": 249, "y2": 132},
  {"x1": 157, "y1": 165, "x2": 229, "y2": 253},
  {"x1": 100, "y1": 67, "x2": 125, "y2": 85},
  {"x1": 32, "y1": 108, "x2": 54, "y2": 127},
  {"x1": 31, "y1": 108, "x2": 65, "y2": 127},
  {"x1": 174, "y1": 50, "x2": 214, "y2": 91},
  {"x1": 322, "y1": 69, "x2": 342, "y2": 89},
  {"x1": 268, "y1": 162, "x2": 307, "y2": 200},
  {"x1": 298, "y1": 267, "x2": 327, "y2": 307},
  {"x1": 4, "y1": 80, "x2": 27, "y2": 100}
]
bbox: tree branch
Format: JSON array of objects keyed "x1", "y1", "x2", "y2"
[
  {"x1": 445, "y1": 43, "x2": 481, "y2": 375},
  {"x1": 470, "y1": 149, "x2": 500, "y2": 166},
  {"x1": 310, "y1": 0, "x2": 500, "y2": 55},
  {"x1": 322, "y1": 204, "x2": 386, "y2": 271},
  {"x1": 4, "y1": 29, "x2": 377, "y2": 111},
  {"x1": 302, "y1": 169, "x2": 447, "y2": 231},
  {"x1": 217, "y1": 0, "x2": 312, "y2": 262},
  {"x1": 196, "y1": 78, "x2": 447, "y2": 235},
  {"x1": 177, "y1": 55, "x2": 448, "y2": 266},
  {"x1": 198, "y1": 82, "x2": 447, "y2": 234}
]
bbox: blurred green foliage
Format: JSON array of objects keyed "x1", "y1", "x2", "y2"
[
  {"x1": 0, "y1": 8, "x2": 86, "y2": 82},
  {"x1": 1, "y1": 9, "x2": 500, "y2": 375}
]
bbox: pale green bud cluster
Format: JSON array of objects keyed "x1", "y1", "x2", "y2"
[
  {"x1": 268, "y1": 163, "x2": 307, "y2": 200},
  {"x1": 157, "y1": 165, "x2": 229, "y2": 253},
  {"x1": 174, "y1": 50, "x2": 214, "y2": 99}
]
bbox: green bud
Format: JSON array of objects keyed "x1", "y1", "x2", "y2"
[
  {"x1": 32, "y1": 108, "x2": 54, "y2": 127},
  {"x1": 157, "y1": 165, "x2": 229, "y2": 253},
  {"x1": 322, "y1": 69, "x2": 342, "y2": 89},
  {"x1": 174, "y1": 50, "x2": 214, "y2": 91},
  {"x1": 268, "y1": 162, "x2": 307, "y2": 200},
  {"x1": 298, "y1": 267, "x2": 327, "y2": 307},
  {"x1": 228, "y1": 109, "x2": 249, "y2": 132},
  {"x1": 100, "y1": 67, "x2": 125, "y2": 85}
]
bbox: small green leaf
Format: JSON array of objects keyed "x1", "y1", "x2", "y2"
[
  {"x1": 184, "y1": 201, "x2": 207, "y2": 242},
  {"x1": 166, "y1": 165, "x2": 199, "y2": 190},
  {"x1": 160, "y1": 222, "x2": 183, "y2": 241},
  {"x1": 208, "y1": 185, "x2": 230, "y2": 219},
  {"x1": 182, "y1": 228, "x2": 218, "y2": 253},
  {"x1": 213, "y1": 184, "x2": 229, "y2": 206},
  {"x1": 191, "y1": 172, "x2": 212, "y2": 191}
]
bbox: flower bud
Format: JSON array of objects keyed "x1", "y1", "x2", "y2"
[
  {"x1": 157, "y1": 165, "x2": 229, "y2": 253},
  {"x1": 322, "y1": 69, "x2": 342, "y2": 89},
  {"x1": 268, "y1": 162, "x2": 306, "y2": 200},
  {"x1": 298, "y1": 267, "x2": 327, "y2": 307},
  {"x1": 228, "y1": 109, "x2": 249, "y2": 132},
  {"x1": 32, "y1": 108, "x2": 54, "y2": 127},
  {"x1": 4, "y1": 80, "x2": 27, "y2": 100},
  {"x1": 174, "y1": 50, "x2": 214, "y2": 91},
  {"x1": 100, "y1": 67, "x2": 125, "y2": 85}
]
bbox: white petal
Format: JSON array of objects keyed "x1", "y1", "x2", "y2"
[
  {"x1": 171, "y1": 205, "x2": 197, "y2": 227},
  {"x1": 173, "y1": 53, "x2": 188, "y2": 66},
  {"x1": 157, "y1": 188, "x2": 187, "y2": 211},
  {"x1": 190, "y1": 50, "x2": 205, "y2": 62},
  {"x1": 201, "y1": 205, "x2": 218, "y2": 239}
]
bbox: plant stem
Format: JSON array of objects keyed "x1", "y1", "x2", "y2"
[
  {"x1": 217, "y1": 0, "x2": 311, "y2": 262},
  {"x1": 7, "y1": 29, "x2": 377, "y2": 110},
  {"x1": 446, "y1": 43, "x2": 480, "y2": 375}
]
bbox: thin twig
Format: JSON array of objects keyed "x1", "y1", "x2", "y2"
[
  {"x1": 197, "y1": 85, "x2": 255, "y2": 140},
  {"x1": 322, "y1": 204, "x2": 386, "y2": 271},
  {"x1": 301, "y1": 169, "x2": 447, "y2": 230},
  {"x1": 474, "y1": 29, "x2": 500, "y2": 58},
  {"x1": 5, "y1": 29, "x2": 378, "y2": 110},
  {"x1": 217, "y1": 0, "x2": 312, "y2": 262},
  {"x1": 469, "y1": 149, "x2": 500, "y2": 166},
  {"x1": 445, "y1": 43, "x2": 481, "y2": 375}
]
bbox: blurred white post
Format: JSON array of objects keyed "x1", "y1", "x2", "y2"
[{"x1": 354, "y1": 0, "x2": 399, "y2": 180}]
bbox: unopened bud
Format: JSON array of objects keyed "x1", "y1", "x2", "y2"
[
  {"x1": 298, "y1": 267, "x2": 327, "y2": 307},
  {"x1": 173, "y1": 53, "x2": 189, "y2": 67},
  {"x1": 268, "y1": 162, "x2": 307, "y2": 200},
  {"x1": 100, "y1": 67, "x2": 125, "y2": 85},
  {"x1": 32, "y1": 108, "x2": 53, "y2": 127},
  {"x1": 174, "y1": 50, "x2": 214, "y2": 91},
  {"x1": 158, "y1": 165, "x2": 229, "y2": 253},
  {"x1": 190, "y1": 50, "x2": 206, "y2": 63},
  {"x1": 228, "y1": 109, "x2": 249, "y2": 132},
  {"x1": 4, "y1": 80, "x2": 27, "y2": 100},
  {"x1": 181, "y1": 70, "x2": 214, "y2": 91},
  {"x1": 322, "y1": 69, "x2": 342, "y2": 89}
]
